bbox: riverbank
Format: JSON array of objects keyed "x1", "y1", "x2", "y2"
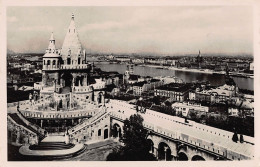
[
  {"x1": 138, "y1": 64, "x2": 254, "y2": 78},
  {"x1": 96, "y1": 61, "x2": 253, "y2": 78},
  {"x1": 95, "y1": 62, "x2": 254, "y2": 90}
]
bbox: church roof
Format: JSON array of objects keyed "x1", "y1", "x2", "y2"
[
  {"x1": 43, "y1": 32, "x2": 61, "y2": 58},
  {"x1": 48, "y1": 32, "x2": 56, "y2": 50},
  {"x1": 50, "y1": 32, "x2": 54, "y2": 41},
  {"x1": 61, "y1": 13, "x2": 82, "y2": 58},
  {"x1": 43, "y1": 53, "x2": 61, "y2": 58}
]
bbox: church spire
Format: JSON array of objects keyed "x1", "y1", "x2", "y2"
[
  {"x1": 48, "y1": 32, "x2": 56, "y2": 51},
  {"x1": 61, "y1": 13, "x2": 82, "y2": 59},
  {"x1": 71, "y1": 13, "x2": 74, "y2": 20},
  {"x1": 50, "y1": 32, "x2": 54, "y2": 41}
]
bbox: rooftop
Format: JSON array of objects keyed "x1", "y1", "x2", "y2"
[
  {"x1": 128, "y1": 74, "x2": 139, "y2": 81},
  {"x1": 156, "y1": 83, "x2": 191, "y2": 92}
]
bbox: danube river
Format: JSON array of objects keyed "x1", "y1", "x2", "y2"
[{"x1": 95, "y1": 63, "x2": 254, "y2": 91}]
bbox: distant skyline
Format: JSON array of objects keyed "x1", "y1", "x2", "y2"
[{"x1": 7, "y1": 6, "x2": 253, "y2": 55}]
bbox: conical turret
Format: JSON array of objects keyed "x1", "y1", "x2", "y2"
[
  {"x1": 61, "y1": 13, "x2": 82, "y2": 60},
  {"x1": 48, "y1": 32, "x2": 56, "y2": 51}
]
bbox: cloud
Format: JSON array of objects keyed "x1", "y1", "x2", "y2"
[{"x1": 7, "y1": 6, "x2": 253, "y2": 54}]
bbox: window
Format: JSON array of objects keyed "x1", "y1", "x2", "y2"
[{"x1": 67, "y1": 58, "x2": 71, "y2": 65}]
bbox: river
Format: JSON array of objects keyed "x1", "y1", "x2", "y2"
[{"x1": 95, "y1": 63, "x2": 254, "y2": 91}]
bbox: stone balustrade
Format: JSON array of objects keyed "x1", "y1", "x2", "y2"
[
  {"x1": 109, "y1": 99, "x2": 254, "y2": 160},
  {"x1": 7, "y1": 115, "x2": 38, "y2": 145},
  {"x1": 68, "y1": 107, "x2": 108, "y2": 134},
  {"x1": 60, "y1": 64, "x2": 90, "y2": 70},
  {"x1": 19, "y1": 108, "x2": 99, "y2": 119}
]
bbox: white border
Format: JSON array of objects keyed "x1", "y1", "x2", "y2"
[{"x1": 1, "y1": 0, "x2": 259, "y2": 167}]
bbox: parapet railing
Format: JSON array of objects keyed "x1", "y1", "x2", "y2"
[
  {"x1": 19, "y1": 108, "x2": 99, "y2": 119},
  {"x1": 68, "y1": 107, "x2": 108, "y2": 135},
  {"x1": 60, "y1": 64, "x2": 90, "y2": 70},
  {"x1": 110, "y1": 105, "x2": 254, "y2": 160},
  {"x1": 16, "y1": 110, "x2": 45, "y2": 136},
  {"x1": 7, "y1": 115, "x2": 37, "y2": 137}
]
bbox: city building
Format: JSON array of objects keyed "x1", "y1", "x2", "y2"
[
  {"x1": 154, "y1": 83, "x2": 191, "y2": 102},
  {"x1": 172, "y1": 101, "x2": 209, "y2": 117},
  {"x1": 154, "y1": 76, "x2": 183, "y2": 84},
  {"x1": 133, "y1": 79, "x2": 163, "y2": 96}
]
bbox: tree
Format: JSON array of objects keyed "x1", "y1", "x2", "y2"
[{"x1": 107, "y1": 114, "x2": 156, "y2": 161}]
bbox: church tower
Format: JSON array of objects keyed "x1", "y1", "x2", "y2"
[
  {"x1": 61, "y1": 13, "x2": 86, "y2": 66},
  {"x1": 42, "y1": 32, "x2": 61, "y2": 87}
]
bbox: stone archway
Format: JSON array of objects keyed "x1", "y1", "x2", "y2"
[
  {"x1": 61, "y1": 72, "x2": 73, "y2": 87},
  {"x1": 178, "y1": 152, "x2": 188, "y2": 161},
  {"x1": 112, "y1": 123, "x2": 122, "y2": 138},
  {"x1": 104, "y1": 129, "x2": 108, "y2": 139},
  {"x1": 191, "y1": 155, "x2": 205, "y2": 161},
  {"x1": 75, "y1": 76, "x2": 84, "y2": 86},
  {"x1": 147, "y1": 139, "x2": 154, "y2": 154},
  {"x1": 158, "y1": 142, "x2": 172, "y2": 161}
]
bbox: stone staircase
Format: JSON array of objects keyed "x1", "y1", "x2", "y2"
[
  {"x1": 29, "y1": 142, "x2": 75, "y2": 150},
  {"x1": 68, "y1": 107, "x2": 110, "y2": 143},
  {"x1": 8, "y1": 113, "x2": 45, "y2": 140}
]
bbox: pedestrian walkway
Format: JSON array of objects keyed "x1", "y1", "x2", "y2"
[
  {"x1": 42, "y1": 135, "x2": 66, "y2": 143},
  {"x1": 19, "y1": 143, "x2": 85, "y2": 156}
]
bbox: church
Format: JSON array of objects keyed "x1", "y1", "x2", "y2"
[{"x1": 14, "y1": 14, "x2": 107, "y2": 134}]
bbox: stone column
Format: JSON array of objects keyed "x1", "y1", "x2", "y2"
[
  {"x1": 154, "y1": 147, "x2": 158, "y2": 159},
  {"x1": 164, "y1": 147, "x2": 168, "y2": 161},
  {"x1": 102, "y1": 94, "x2": 105, "y2": 105},
  {"x1": 16, "y1": 130, "x2": 20, "y2": 144},
  {"x1": 40, "y1": 120, "x2": 43, "y2": 127}
]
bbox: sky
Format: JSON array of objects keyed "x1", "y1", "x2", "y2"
[{"x1": 7, "y1": 6, "x2": 253, "y2": 55}]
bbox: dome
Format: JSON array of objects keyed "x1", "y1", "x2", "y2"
[{"x1": 43, "y1": 52, "x2": 61, "y2": 58}]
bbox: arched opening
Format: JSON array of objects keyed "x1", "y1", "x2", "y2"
[
  {"x1": 67, "y1": 101, "x2": 70, "y2": 109},
  {"x1": 78, "y1": 57, "x2": 81, "y2": 64},
  {"x1": 47, "y1": 60, "x2": 50, "y2": 65},
  {"x1": 98, "y1": 92, "x2": 103, "y2": 104},
  {"x1": 59, "y1": 99, "x2": 63, "y2": 109},
  {"x1": 147, "y1": 139, "x2": 154, "y2": 153},
  {"x1": 75, "y1": 76, "x2": 84, "y2": 86},
  {"x1": 67, "y1": 57, "x2": 71, "y2": 65},
  {"x1": 92, "y1": 91, "x2": 95, "y2": 101},
  {"x1": 98, "y1": 129, "x2": 101, "y2": 136},
  {"x1": 191, "y1": 155, "x2": 205, "y2": 161},
  {"x1": 112, "y1": 123, "x2": 122, "y2": 138},
  {"x1": 158, "y1": 142, "x2": 172, "y2": 161},
  {"x1": 53, "y1": 60, "x2": 56, "y2": 65},
  {"x1": 61, "y1": 72, "x2": 73, "y2": 87},
  {"x1": 44, "y1": 60, "x2": 46, "y2": 65},
  {"x1": 104, "y1": 129, "x2": 108, "y2": 139},
  {"x1": 178, "y1": 152, "x2": 188, "y2": 161}
]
